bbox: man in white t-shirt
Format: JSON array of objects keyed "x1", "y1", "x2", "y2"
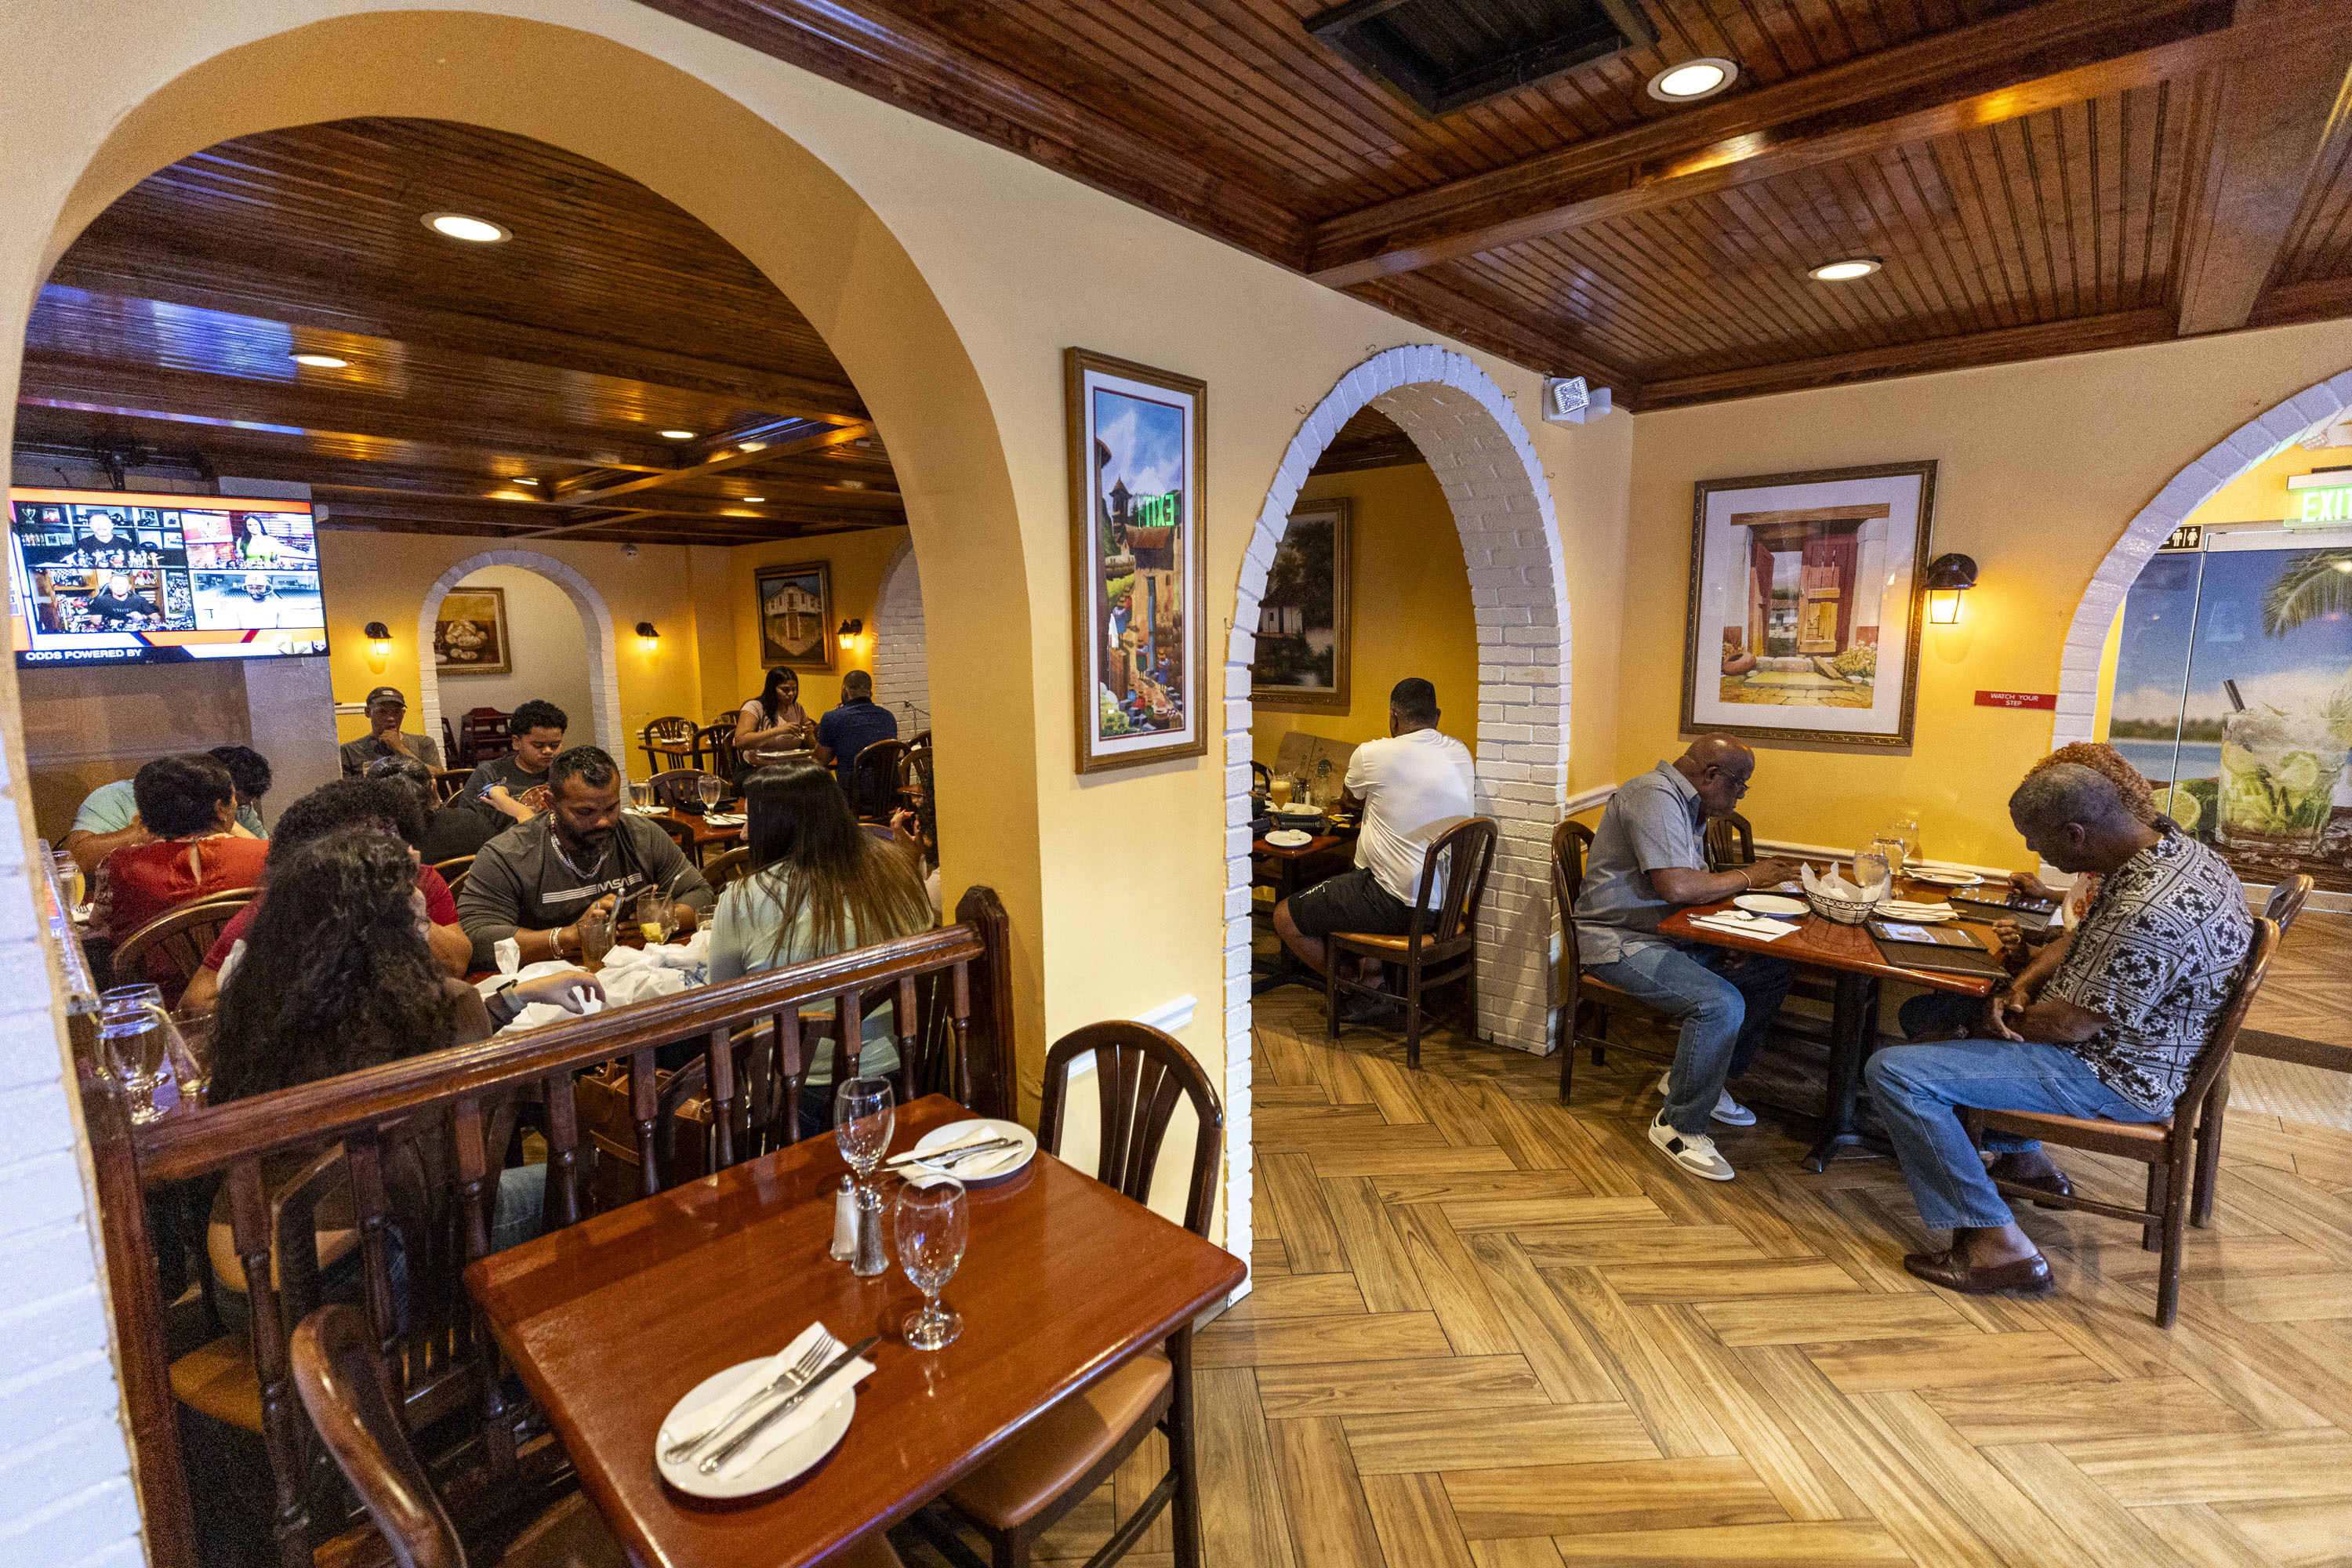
[{"x1": 1274, "y1": 678, "x2": 1475, "y2": 1021}]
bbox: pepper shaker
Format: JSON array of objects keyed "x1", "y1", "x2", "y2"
[{"x1": 851, "y1": 1184, "x2": 890, "y2": 1278}]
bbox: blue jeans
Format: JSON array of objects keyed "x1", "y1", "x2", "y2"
[
  {"x1": 1864, "y1": 1038, "x2": 2165, "y2": 1230},
  {"x1": 1585, "y1": 940, "x2": 1795, "y2": 1134}
]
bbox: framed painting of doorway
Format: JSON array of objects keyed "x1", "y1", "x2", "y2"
[
  {"x1": 434, "y1": 586, "x2": 510, "y2": 676},
  {"x1": 1252, "y1": 500, "x2": 1352, "y2": 713},
  {"x1": 1680, "y1": 461, "x2": 1938, "y2": 746},
  {"x1": 755, "y1": 562, "x2": 835, "y2": 670},
  {"x1": 1067, "y1": 346, "x2": 1208, "y2": 774}
]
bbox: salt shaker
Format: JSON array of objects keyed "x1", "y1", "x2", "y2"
[{"x1": 829, "y1": 1175, "x2": 858, "y2": 1261}]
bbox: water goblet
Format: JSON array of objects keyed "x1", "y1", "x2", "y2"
[
  {"x1": 894, "y1": 1176, "x2": 968, "y2": 1351},
  {"x1": 627, "y1": 779, "x2": 651, "y2": 811},
  {"x1": 98, "y1": 987, "x2": 180, "y2": 1123},
  {"x1": 697, "y1": 772, "x2": 725, "y2": 811}
]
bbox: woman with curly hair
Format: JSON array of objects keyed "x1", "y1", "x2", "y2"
[{"x1": 207, "y1": 829, "x2": 597, "y2": 1328}]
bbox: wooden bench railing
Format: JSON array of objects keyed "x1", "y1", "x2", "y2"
[{"x1": 80, "y1": 885, "x2": 1016, "y2": 1568}]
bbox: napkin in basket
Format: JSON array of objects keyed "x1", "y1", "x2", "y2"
[
  {"x1": 662, "y1": 1323, "x2": 876, "y2": 1479},
  {"x1": 1800, "y1": 861, "x2": 1888, "y2": 903}
]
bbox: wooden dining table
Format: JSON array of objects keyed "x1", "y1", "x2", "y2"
[
  {"x1": 1661, "y1": 879, "x2": 2006, "y2": 1171},
  {"x1": 640, "y1": 804, "x2": 743, "y2": 864},
  {"x1": 1248, "y1": 822, "x2": 1354, "y2": 996},
  {"x1": 467, "y1": 1094, "x2": 1245, "y2": 1568}
]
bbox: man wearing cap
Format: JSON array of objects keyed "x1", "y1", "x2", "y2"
[{"x1": 340, "y1": 686, "x2": 445, "y2": 777}]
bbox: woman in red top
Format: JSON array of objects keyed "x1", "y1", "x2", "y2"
[{"x1": 91, "y1": 753, "x2": 269, "y2": 996}]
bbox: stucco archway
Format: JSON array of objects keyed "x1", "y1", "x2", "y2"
[
  {"x1": 872, "y1": 535, "x2": 932, "y2": 732},
  {"x1": 416, "y1": 550, "x2": 622, "y2": 768},
  {"x1": 2053, "y1": 368, "x2": 2352, "y2": 748},
  {"x1": 1218, "y1": 346, "x2": 1572, "y2": 1264}
]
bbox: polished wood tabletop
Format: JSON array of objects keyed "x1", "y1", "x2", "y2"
[
  {"x1": 1250, "y1": 830, "x2": 1340, "y2": 859},
  {"x1": 1660, "y1": 877, "x2": 2005, "y2": 998},
  {"x1": 467, "y1": 1094, "x2": 1245, "y2": 1568},
  {"x1": 642, "y1": 805, "x2": 744, "y2": 848}
]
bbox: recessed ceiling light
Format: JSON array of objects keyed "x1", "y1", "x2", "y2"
[
  {"x1": 289, "y1": 351, "x2": 350, "y2": 368},
  {"x1": 741, "y1": 496, "x2": 766, "y2": 503},
  {"x1": 659, "y1": 429, "x2": 696, "y2": 441},
  {"x1": 1809, "y1": 257, "x2": 1882, "y2": 281},
  {"x1": 423, "y1": 212, "x2": 510, "y2": 243},
  {"x1": 1647, "y1": 57, "x2": 1737, "y2": 102}
]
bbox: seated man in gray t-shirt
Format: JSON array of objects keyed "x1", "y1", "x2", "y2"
[
  {"x1": 1577, "y1": 735, "x2": 1803, "y2": 1183},
  {"x1": 457, "y1": 746, "x2": 713, "y2": 972}
]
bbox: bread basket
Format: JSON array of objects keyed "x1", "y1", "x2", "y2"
[{"x1": 1803, "y1": 886, "x2": 1880, "y2": 926}]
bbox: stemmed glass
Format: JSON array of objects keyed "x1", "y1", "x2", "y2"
[
  {"x1": 696, "y1": 773, "x2": 724, "y2": 812},
  {"x1": 834, "y1": 1076, "x2": 895, "y2": 1277},
  {"x1": 627, "y1": 779, "x2": 651, "y2": 811},
  {"x1": 1851, "y1": 844, "x2": 1893, "y2": 898},
  {"x1": 98, "y1": 984, "x2": 180, "y2": 1123},
  {"x1": 894, "y1": 1176, "x2": 968, "y2": 1350}
]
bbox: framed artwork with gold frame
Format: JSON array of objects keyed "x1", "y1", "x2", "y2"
[{"x1": 434, "y1": 586, "x2": 510, "y2": 677}]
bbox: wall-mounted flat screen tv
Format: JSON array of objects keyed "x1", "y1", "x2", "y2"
[{"x1": 7, "y1": 488, "x2": 329, "y2": 667}]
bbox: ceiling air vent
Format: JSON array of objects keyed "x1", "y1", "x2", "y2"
[{"x1": 1306, "y1": 0, "x2": 1657, "y2": 118}]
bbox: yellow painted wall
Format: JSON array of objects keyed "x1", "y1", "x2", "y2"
[
  {"x1": 2182, "y1": 439, "x2": 2347, "y2": 527},
  {"x1": 1250, "y1": 464, "x2": 1480, "y2": 762},
  {"x1": 723, "y1": 527, "x2": 909, "y2": 717},
  {"x1": 1623, "y1": 320, "x2": 2352, "y2": 869}
]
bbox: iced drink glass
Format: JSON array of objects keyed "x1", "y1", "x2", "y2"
[{"x1": 2219, "y1": 707, "x2": 2347, "y2": 856}]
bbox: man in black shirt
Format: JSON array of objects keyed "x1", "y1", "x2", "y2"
[
  {"x1": 87, "y1": 574, "x2": 159, "y2": 625},
  {"x1": 460, "y1": 698, "x2": 567, "y2": 826},
  {"x1": 457, "y1": 746, "x2": 712, "y2": 971}
]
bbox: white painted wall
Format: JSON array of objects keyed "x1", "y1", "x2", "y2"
[
  {"x1": 443, "y1": 566, "x2": 597, "y2": 750},
  {"x1": 872, "y1": 539, "x2": 931, "y2": 734}
]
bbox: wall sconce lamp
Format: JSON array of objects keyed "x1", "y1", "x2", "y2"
[
  {"x1": 635, "y1": 620, "x2": 660, "y2": 654},
  {"x1": 363, "y1": 621, "x2": 392, "y2": 659},
  {"x1": 837, "y1": 617, "x2": 864, "y2": 651},
  {"x1": 1923, "y1": 554, "x2": 1978, "y2": 625}
]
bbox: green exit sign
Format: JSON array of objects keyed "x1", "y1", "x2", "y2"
[{"x1": 2289, "y1": 482, "x2": 2352, "y2": 528}]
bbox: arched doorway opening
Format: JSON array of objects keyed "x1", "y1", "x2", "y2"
[
  {"x1": 416, "y1": 549, "x2": 622, "y2": 764},
  {"x1": 873, "y1": 535, "x2": 932, "y2": 734}
]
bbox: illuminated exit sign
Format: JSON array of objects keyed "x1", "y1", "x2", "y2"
[{"x1": 2287, "y1": 472, "x2": 2352, "y2": 528}]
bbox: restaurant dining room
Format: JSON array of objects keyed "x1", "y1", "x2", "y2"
[{"x1": 4, "y1": 2, "x2": 2352, "y2": 1566}]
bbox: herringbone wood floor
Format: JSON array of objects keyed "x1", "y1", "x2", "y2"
[{"x1": 907, "y1": 926, "x2": 2352, "y2": 1568}]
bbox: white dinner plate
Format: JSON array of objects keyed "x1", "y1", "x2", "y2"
[
  {"x1": 1732, "y1": 894, "x2": 1807, "y2": 917},
  {"x1": 1265, "y1": 829, "x2": 1312, "y2": 848},
  {"x1": 909, "y1": 1118, "x2": 1037, "y2": 1184},
  {"x1": 656, "y1": 1358, "x2": 856, "y2": 1500},
  {"x1": 1908, "y1": 869, "x2": 1983, "y2": 887}
]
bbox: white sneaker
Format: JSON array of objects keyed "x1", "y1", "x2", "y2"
[
  {"x1": 1657, "y1": 1069, "x2": 1758, "y2": 1128},
  {"x1": 1649, "y1": 1113, "x2": 1736, "y2": 1181}
]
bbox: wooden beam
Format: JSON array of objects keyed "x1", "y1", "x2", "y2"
[
  {"x1": 1639, "y1": 308, "x2": 2176, "y2": 410},
  {"x1": 2174, "y1": 4, "x2": 2352, "y2": 336},
  {"x1": 543, "y1": 421, "x2": 872, "y2": 511},
  {"x1": 1344, "y1": 271, "x2": 1639, "y2": 391},
  {"x1": 44, "y1": 252, "x2": 869, "y2": 422},
  {"x1": 1306, "y1": 0, "x2": 2342, "y2": 286}
]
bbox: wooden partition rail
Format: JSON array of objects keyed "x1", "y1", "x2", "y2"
[{"x1": 82, "y1": 884, "x2": 1016, "y2": 1568}]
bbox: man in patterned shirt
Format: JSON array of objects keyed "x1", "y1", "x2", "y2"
[{"x1": 1864, "y1": 763, "x2": 2251, "y2": 1297}]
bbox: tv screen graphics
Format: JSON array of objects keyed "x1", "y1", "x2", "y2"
[{"x1": 8, "y1": 488, "x2": 330, "y2": 667}]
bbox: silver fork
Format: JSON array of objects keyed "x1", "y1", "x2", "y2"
[{"x1": 660, "y1": 1335, "x2": 834, "y2": 1464}]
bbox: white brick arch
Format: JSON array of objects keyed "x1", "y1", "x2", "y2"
[
  {"x1": 2050, "y1": 368, "x2": 2352, "y2": 749},
  {"x1": 873, "y1": 535, "x2": 932, "y2": 732},
  {"x1": 415, "y1": 550, "x2": 624, "y2": 771}
]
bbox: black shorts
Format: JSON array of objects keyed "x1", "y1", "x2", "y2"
[{"x1": 1287, "y1": 867, "x2": 1414, "y2": 938}]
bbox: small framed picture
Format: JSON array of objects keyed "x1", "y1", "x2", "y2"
[
  {"x1": 1068, "y1": 347, "x2": 1208, "y2": 774},
  {"x1": 434, "y1": 586, "x2": 511, "y2": 677},
  {"x1": 1682, "y1": 461, "x2": 1938, "y2": 746},
  {"x1": 755, "y1": 562, "x2": 836, "y2": 671},
  {"x1": 1251, "y1": 500, "x2": 1351, "y2": 713}
]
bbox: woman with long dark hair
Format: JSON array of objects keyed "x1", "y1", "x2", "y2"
[
  {"x1": 735, "y1": 666, "x2": 813, "y2": 775},
  {"x1": 710, "y1": 760, "x2": 933, "y2": 1127}
]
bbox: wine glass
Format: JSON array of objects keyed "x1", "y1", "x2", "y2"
[
  {"x1": 627, "y1": 779, "x2": 651, "y2": 811},
  {"x1": 98, "y1": 987, "x2": 180, "y2": 1123},
  {"x1": 835, "y1": 1076, "x2": 895, "y2": 1278},
  {"x1": 698, "y1": 773, "x2": 725, "y2": 812},
  {"x1": 1885, "y1": 816, "x2": 1922, "y2": 867},
  {"x1": 894, "y1": 1176, "x2": 968, "y2": 1351},
  {"x1": 1851, "y1": 845, "x2": 1893, "y2": 898},
  {"x1": 1869, "y1": 833, "x2": 1911, "y2": 887}
]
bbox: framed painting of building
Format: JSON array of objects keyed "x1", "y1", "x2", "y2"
[
  {"x1": 1252, "y1": 500, "x2": 1351, "y2": 713},
  {"x1": 1680, "y1": 461, "x2": 1938, "y2": 746},
  {"x1": 1067, "y1": 347, "x2": 1207, "y2": 774},
  {"x1": 434, "y1": 586, "x2": 510, "y2": 677},
  {"x1": 756, "y1": 562, "x2": 834, "y2": 670}
]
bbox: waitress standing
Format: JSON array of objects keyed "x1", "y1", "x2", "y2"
[{"x1": 735, "y1": 666, "x2": 813, "y2": 783}]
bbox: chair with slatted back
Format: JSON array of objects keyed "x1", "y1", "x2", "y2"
[
  {"x1": 429, "y1": 768, "x2": 471, "y2": 807},
  {"x1": 645, "y1": 768, "x2": 718, "y2": 811},
  {"x1": 851, "y1": 739, "x2": 907, "y2": 822},
  {"x1": 459, "y1": 708, "x2": 510, "y2": 768},
  {"x1": 1703, "y1": 810, "x2": 1755, "y2": 872},
  {"x1": 1326, "y1": 817, "x2": 1497, "y2": 1070},
  {"x1": 114, "y1": 893, "x2": 252, "y2": 1006},
  {"x1": 2190, "y1": 874, "x2": 2315, "y2": 1224},
  {"x1": 1552, "y1": 820, "x2": 1677, "y2": 1104},
  {"x1": 441, "y1": 717, "x2": 460, "y2": 770},
  {"x1": 932, "y1": 1022, "x2": 1220, "y2": 1568},
  {"x1": 700, "y1": 846, "x2": 750, "y2": 894},
  {"x1": 640, "y1": 717, "x2": 701, "y2": 778},
  {"x1": 1965, "y1": 915, "x2": 2280, "y2": 1327},
  {"x1": 433, "y1": 856, "x2": 475, "y2": 899},
  {"x1": 696, "y1": 720, "x2": 739, "y2": 782},
  {"x1": 1697, "y1": 808, "x2": 1837, "y2": 1044}
]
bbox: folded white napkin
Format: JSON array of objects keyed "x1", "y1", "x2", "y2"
[
  {"x1": 1690, "y1": 913, "x2": 1795, "y2": 942},
  {"x1": 1801, "y1": 862, "x2": 1886, "y2": 902},
  {"x1": 661, "y1": 1323, "x2": 874, "y2": 1479}
]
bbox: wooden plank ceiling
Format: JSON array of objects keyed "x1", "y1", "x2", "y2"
[
  {"x1": 16, "y1": 118, "x2": 904, "y2": 544},
  {"x1": 640, "y1": 0, "x2": 2352, "y2": 409}
]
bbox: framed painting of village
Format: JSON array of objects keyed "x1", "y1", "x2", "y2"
[
  {"x1": 1680, "y1": 461, "x2": 1938, "y2": 746},
  {"x1": 756, "y1": 562, "x2": 834, "y2": 671},
  {"x1": 1067, "y1": 347, "x2": 1208, "y2": 774},
  {"x1": 1252, "y1": 500, "x2": 1352, "y2": 713}
]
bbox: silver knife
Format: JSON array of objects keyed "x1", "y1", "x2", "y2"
[{"x1": 697, "y1": 1335, "x2": 880, "y2": 1474}]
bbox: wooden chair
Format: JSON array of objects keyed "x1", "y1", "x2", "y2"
[
  {"x1": 114, "y1": 892, "x2": 251, "y2": 1004},
  {"x1": 696, "y1": 720, "x2": 739, "y2": 780},
  {"x1": 440, "y1": 717, "x2": 459, "y2": 770},
  {"x1": 699, "y1": 846, "x2": 750, "y2": 894},
  {"x1": 432, "y1": 856, "x2": 475, "y2": 899},
  {"x1": 1551, "y1": 821, "x2": 1677, "y2": 1104},
  {"x1": 851, "y1": 739, "x2": 908, "y2": 822},
  {"x1": 933, "y1": 1022, "x2": 1220, "y2": 1568},
  {"x1": 640, "y1": 716, "x2": 701, "y2": 777},
  {"x1": 1703, "y1": 810, "x2": 1755, "y2": 871},
  {"x1": 427, "y1": 768, "x2": 470, "y2": 807},
  {"x1": 2190, "y1": 874, "x2": 2314, "y2": 1224},
  {"x1": 458, "y1": 708, "x2": 510, "y2": 768},
  {"x1": 1248, "y1": 760, "x2": 1272, "y2": 800},
  {"x1": 1326, "y1": 817, "x2": 1497, "y2": 1070},
  {"x1": 1965, "y1": 916, "x2": 2281, "y2": 1327},
  {"x1": 645, "y1": 768, "x2": 718, "y2": 811}
]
